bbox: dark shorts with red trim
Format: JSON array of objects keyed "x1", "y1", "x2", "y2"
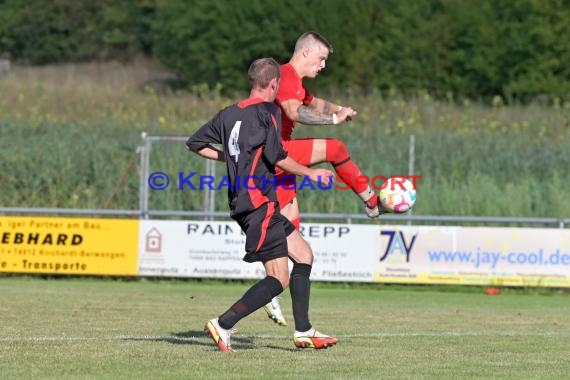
[{"x1": 232, "y1": 202, "x2": 296, "y2": 263}]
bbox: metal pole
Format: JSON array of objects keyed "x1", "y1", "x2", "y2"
[
  {"x1": 138, "y1": 133, "x2": 146, "y2": 218},
  {"x1": 208, "y1": 159, "x2": 216, "y2": 215},
  {"x1": 408, "y1": 134, "x2": 415, "y2": 179},
  {"x1": 202, "y1": 158, "x2": 217, "y2": 220},
  {"x1": 141, "y1": 132, "x2": 151, "y2": 219},
  {"x1": 407, "y1": 134, "x2": 415, "y2": 224}
]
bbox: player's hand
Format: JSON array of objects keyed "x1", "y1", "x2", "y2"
[
  {"x1": 337, "y1": 107, "x2": 358, "y2": 123},
  {"x1": 309, "y1": 168, "x2": 334, "y2": 186}
]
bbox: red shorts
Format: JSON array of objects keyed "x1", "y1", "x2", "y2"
[{"x1": 275, "y1": 139, "x2": 315, "y2": 207}]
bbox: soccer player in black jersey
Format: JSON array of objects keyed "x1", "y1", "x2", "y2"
[{"x1": 186, "y1": 57, "x2": 338, "y2": 352}]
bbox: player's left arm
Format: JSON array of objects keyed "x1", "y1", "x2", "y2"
[{"x1": 276, "y1": 156, "x2": 333, "y2": 186}]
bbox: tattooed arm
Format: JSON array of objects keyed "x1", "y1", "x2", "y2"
[
  {"x1": 297, "y1": 105, "x2": 336, "y2": 125},
  {"x1": 307, "y1": 97, "x2": 339, "y2": 115},
  {"x1": 309, "y1": 97, "x2": 358, "y2": 122},
  {"x1": 280, "y1": 98, "x2": 357, "y2": 126}
]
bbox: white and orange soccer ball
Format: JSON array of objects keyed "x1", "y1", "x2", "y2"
[{"x1": 379, "y1": 177, "x2": 417, "y2": 213}]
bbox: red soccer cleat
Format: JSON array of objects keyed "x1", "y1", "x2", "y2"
[
  {"x1": 204, "y1": 318, "x2": 235, "y2": 352},
  {"x1": 293, "y1": 328, "x2": 338, "y2": 349}
]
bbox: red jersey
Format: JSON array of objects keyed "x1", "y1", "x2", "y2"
[{"x1": 275, "y1": 63, "x2": 314, "y2": 140}]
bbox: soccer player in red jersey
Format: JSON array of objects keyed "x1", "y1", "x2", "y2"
[
  {"x1": 187, "y1": 58, "x2": 338, "y2": 351},
  {"x1": 263, "y1": 31, "x2": 386, "y2": 325},
  {"x1": 276, "y1": 31, "x2": 384, "y2": 225}
]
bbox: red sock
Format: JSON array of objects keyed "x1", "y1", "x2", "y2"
[
  {"x1": 325, "y1": 139, "x2": 370, "y2": 196},
  {"x1": 366, "y1": 193, "x2": 379, "y2": 209},
  {"x1": 335, "y1": 160, "x2": 369, "y2": 195}
]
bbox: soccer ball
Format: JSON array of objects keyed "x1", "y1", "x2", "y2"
[{"x1": 379, "y1": 177, "x2": 416, "y2": 213}]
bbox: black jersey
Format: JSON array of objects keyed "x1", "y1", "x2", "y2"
[{"x1": 186, "y1": 97, "x2": 288, "y2": 216}]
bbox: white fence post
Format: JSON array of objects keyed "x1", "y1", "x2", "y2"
[
  {"x1": 408, "y1": 134, "x2": 415, "y2": 224},
  {"x1": 139, "y1": 132, "x2": 151, "y2": 219}
]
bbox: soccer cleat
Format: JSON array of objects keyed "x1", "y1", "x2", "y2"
[
  {"x1": 365, "y1": 194, "x2": 387, "y2": 218},
  {"x1": 263, "y1": 297, "x2": 287, "y2": 326},
  {"x1": 204, "y1": 318, "x2": 234, "y2": 352},
  {"x1": 293, "y1": 328, "x2": 338, "y2": 349}
]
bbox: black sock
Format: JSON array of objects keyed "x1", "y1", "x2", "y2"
[
  {"x1": 218, "y1": 276, "x2": 283, "y2": 330},
  {"x1": 289, "y1": 263, "x2": 312, "y2": 332}
]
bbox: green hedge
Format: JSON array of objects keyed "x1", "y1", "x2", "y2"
[
  {"x1": 0, "y1": 0, "x2": 152, "y2": 63},
  {"x1": 151, "y1": 0, "x2": 570, "y2": 100},
  {"x1": 1, "y1": 0, "x2": 568, "y2": 100}
]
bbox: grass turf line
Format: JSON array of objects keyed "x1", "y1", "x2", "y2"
[{"x1": 1, "y1": 277, "x2": 569, "y2": 379}]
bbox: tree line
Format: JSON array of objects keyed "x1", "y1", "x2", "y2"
[{"x1": 1, "y1": 0, "x2": 568, "y2": 101}]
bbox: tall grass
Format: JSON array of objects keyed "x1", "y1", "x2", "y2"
[{"x1": 1, "y1": 61, "x2": 569, "y2": 217}]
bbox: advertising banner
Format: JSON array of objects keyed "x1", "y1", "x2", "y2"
[
  {"x1": 384, "y1": 226, "x2": 570, "y2": 287},
  {"x1": 138, "y1": 220, "x2": 259, "y2": 278},
  {"x1": 4, "y1": 216, "x2": 568, "y2": 286},
  {"x1": 137, "y1": 220, "x2": 379, "y2": 281},
  {"x1": 0, "y1": 216, "x2": 139, "y2": 275},
  {"x1": 138, "y1": 220, "x2": 570, "y2": 287}
]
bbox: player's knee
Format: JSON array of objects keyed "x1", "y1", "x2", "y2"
[
  {"x1": 296, "y1": 245, "x2": 314, "y2": 265},
  {"x1": 325, "y1": 138, "x2": 350, "y2": 165},
  {"x1": 266, "y1": 269, "x2": 290, "y2": 289}
]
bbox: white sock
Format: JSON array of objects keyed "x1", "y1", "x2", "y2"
[
  {"x1": 295, "y1": 327, "x2": 315, "y2": 336},
  {"x1": 359, "y1": 187, "x2": 375, "y2": 203}
]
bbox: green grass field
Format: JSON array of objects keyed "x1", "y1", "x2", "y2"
[{"x1": 1, "y1": 277, "x2": 569, "y2": 379}]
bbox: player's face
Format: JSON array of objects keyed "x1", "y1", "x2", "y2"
[{"x1": 305, "y1": 44, "x2": 329, "y2": 78}]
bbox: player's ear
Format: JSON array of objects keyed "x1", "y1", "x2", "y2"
[{"x1": 270, "y1": 77, "x2": 278, "y2": 90}]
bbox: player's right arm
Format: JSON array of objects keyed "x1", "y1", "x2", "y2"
[
  {"x1": 281, "y1": 98, "x2": 356, "y2": 125},
  {"x1": 186, "y1": 111, "x2": 225, "y2": 162},
  {"x1": 191, "y1": 146, "x2": 225, "y2": 162}
]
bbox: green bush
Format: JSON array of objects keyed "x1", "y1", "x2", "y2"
[
  {"x1": 0, "y1": 0, "x2": 149, "y2": 63},
  {"x1": 151, "y1": 0, "x2": 570, "y2": 100},
  {"x1": 1, "y1": 0, "x2": 568, "y2": 100}
]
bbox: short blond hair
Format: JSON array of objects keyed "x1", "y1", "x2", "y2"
[{"x1": 294, "y1": 31, "x2": 333, "y2": 54}]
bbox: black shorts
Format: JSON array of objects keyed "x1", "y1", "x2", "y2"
[{"x1": 232, "y1": 202, "x2": 296, "y2": 263}]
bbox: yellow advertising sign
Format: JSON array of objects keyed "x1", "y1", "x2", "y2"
[{"x1": 0, "y1": 216, "x2": 139, "y2": 275}]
